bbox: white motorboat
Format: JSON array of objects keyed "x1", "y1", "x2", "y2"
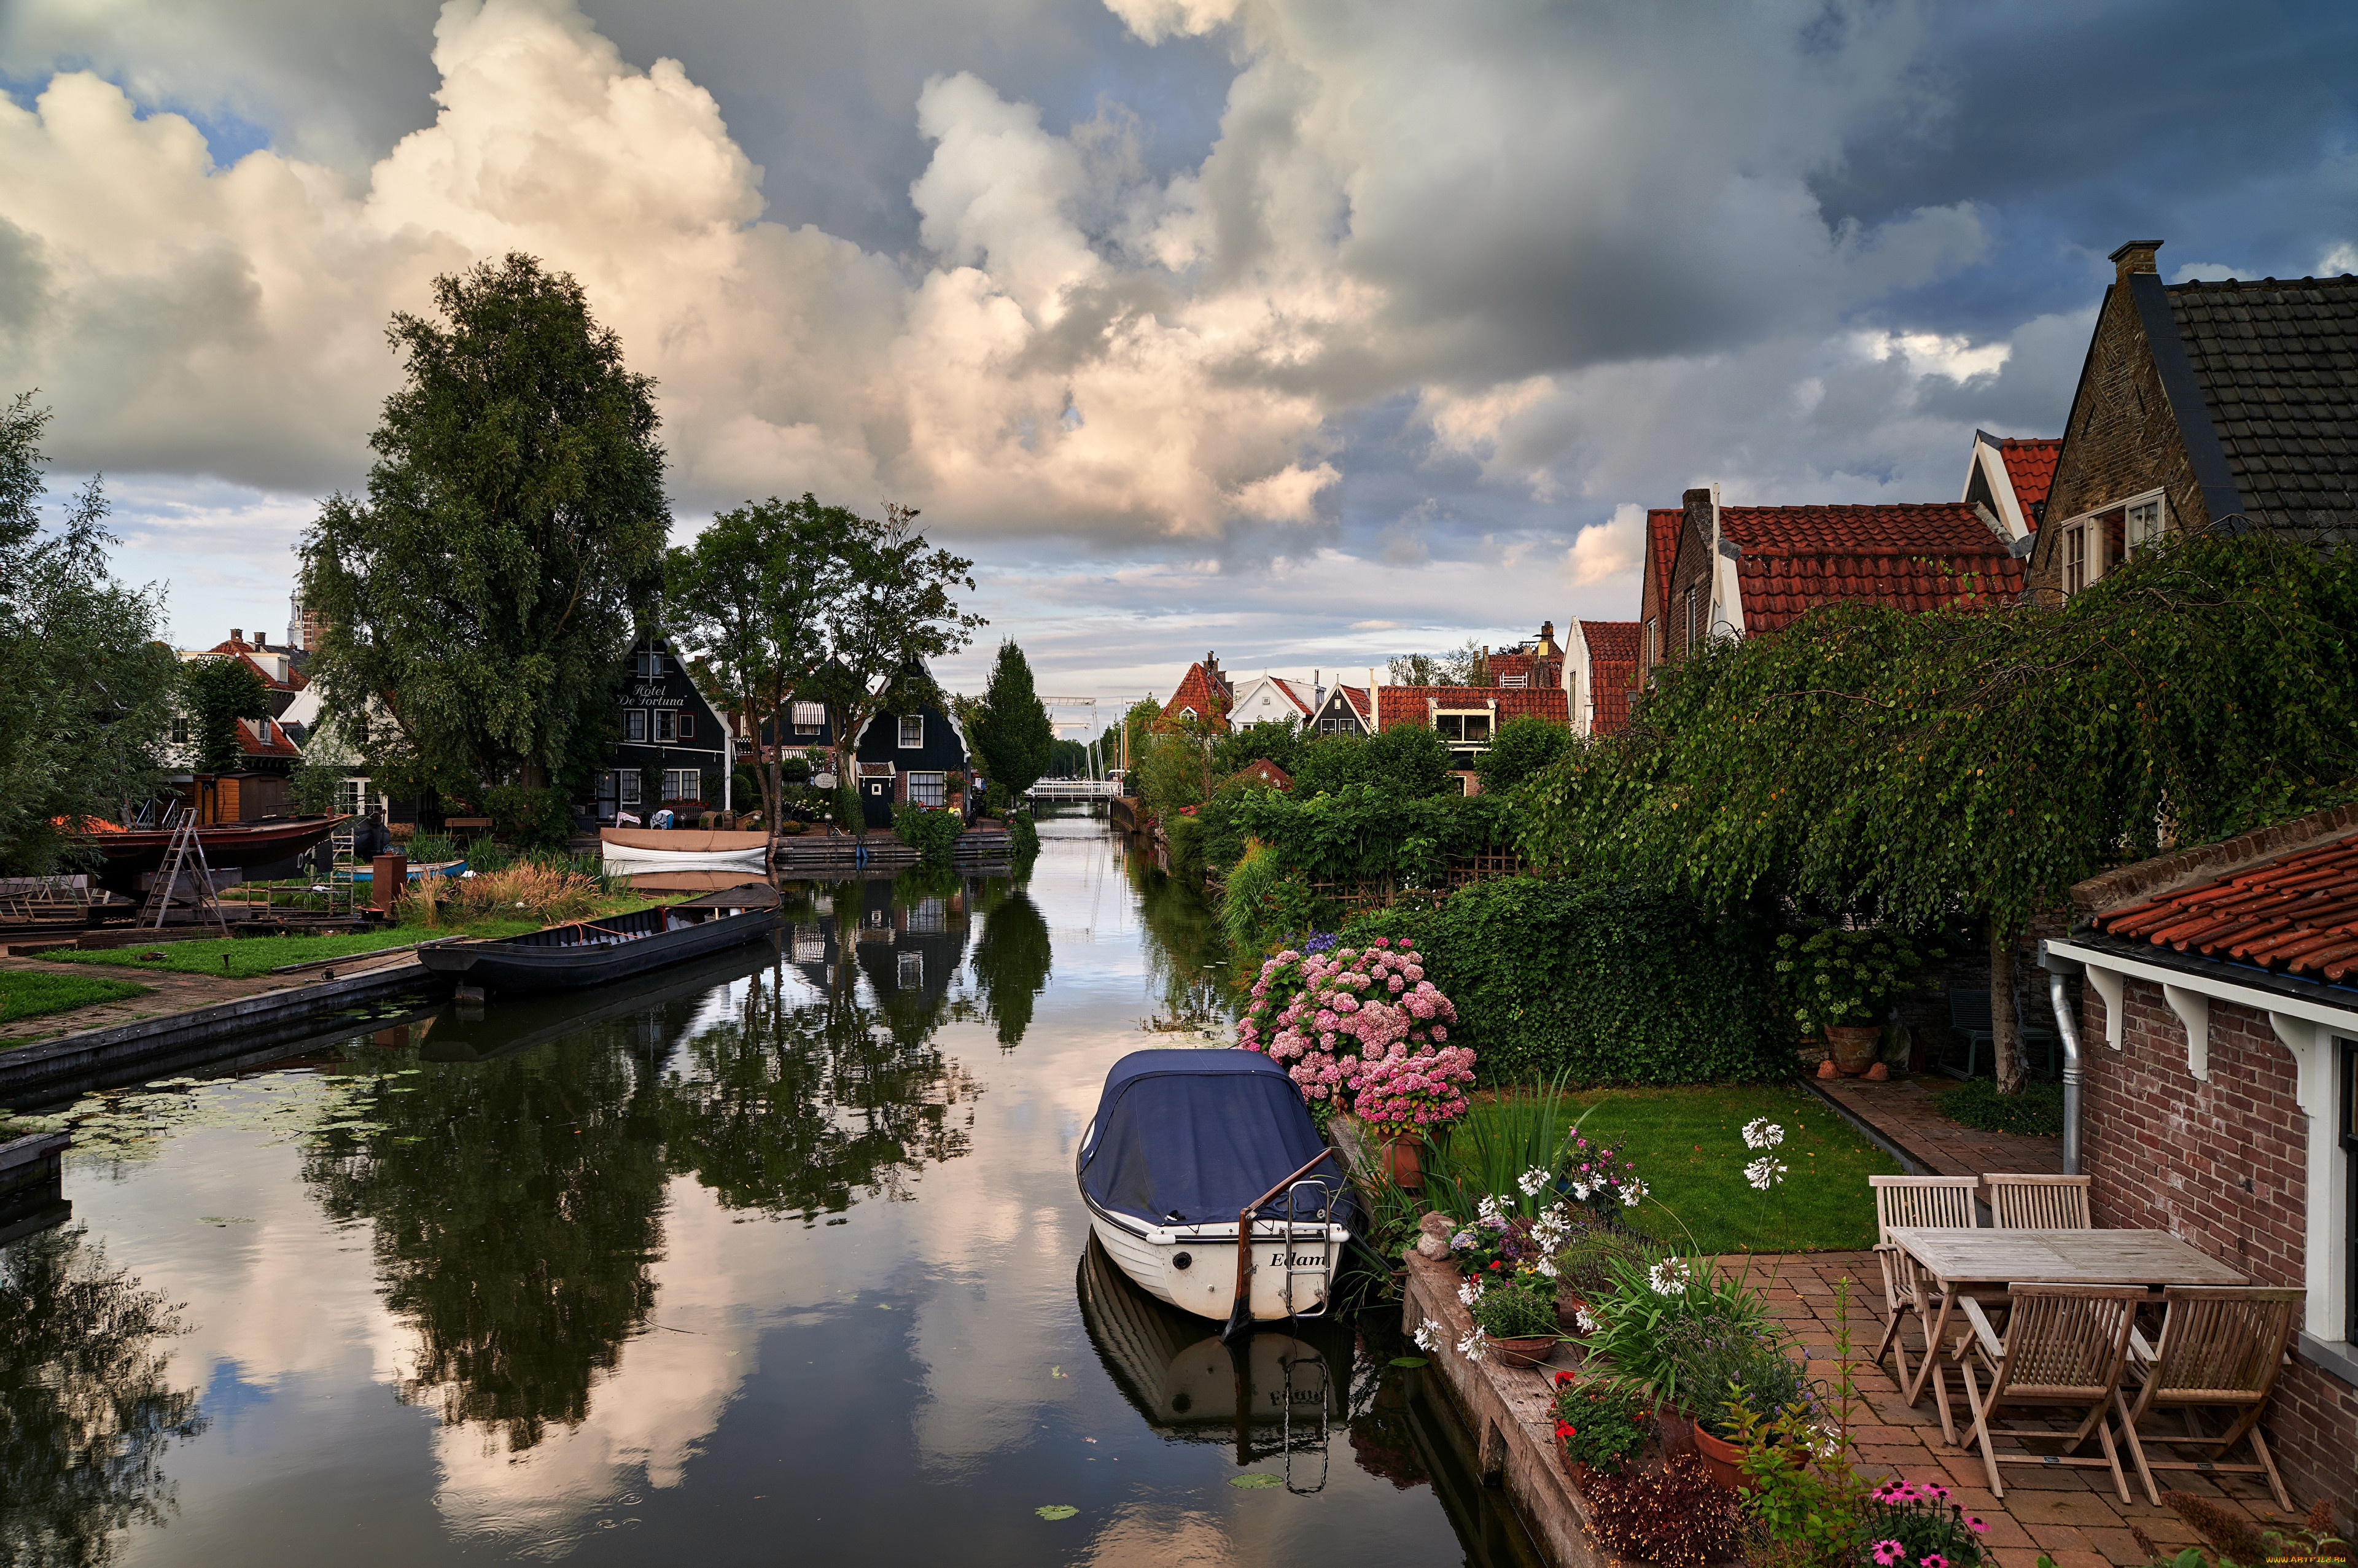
[
  {"x1": 1076, "y1": 1049, "x2": 1356, "y2": 1333},
  {"x1": 598, "y1": 827, "x2": 770, "y2": 874}
]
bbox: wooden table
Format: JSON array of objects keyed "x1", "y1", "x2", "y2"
[{"x1": 1886, "y1": 1228, "x2": 2249, "y2": 1432}]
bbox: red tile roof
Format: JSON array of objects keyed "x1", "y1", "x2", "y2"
[
  {"x1": 1329, "y1": 685, "x2": 1371, "y2": 721},
  {"x1": 1374, "y1": 685, "x2": 1571, "y2": 731},
  {"x1": 1578, "y1": 620, "x2": 1641, "y2": 737},
  {"x1": 1996, "y1": 438, "x2": 2061, "y2": 519},
  {"x1": 237, "y1": 717, "x2": 302, "y2": 759},
  {"x1": 201, "y1": 634, "x2": 306, "y2": 691},
  {"x1": 1716, "y1": 503, "x2": 2021, "y2": 635},
  {"x1": 1159, "y1": 661, "x2": 1232, "y2": 731},
  {"x1": 1274, "y1": 678, "x2": 1317, "y2": 716},
  {"x1": 1232, "y1": 758, "x2": 1294, "y2": 790},
  {"x1": 1644, "y1": 508, "x2": 1681, "y2": 631},
  {"x1": 2090, "y1": 831, "x2": 2358, "y2": 988},
  {"x1": 1579, "y1": 619, "x2": 1640, "y2": 664}
]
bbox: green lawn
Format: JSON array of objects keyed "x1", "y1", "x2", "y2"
[
  {"x1": 0, "y1": 969, "x2": 153, "y2": 1024},
  {"x1": 1509, "y1": 1082, "x2": 1898, "y2": 1255},
  {"x1": 34, "y1": 910, "x2": 632, "y2": 980}
]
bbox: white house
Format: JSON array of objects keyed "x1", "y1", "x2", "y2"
[{"x1": 1226, "y1": 673, "x2": 1325, "y2": 731}]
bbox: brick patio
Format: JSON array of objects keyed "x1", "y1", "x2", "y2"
[{"x1": 1810, "y1": 1074, "x2": 2064, "y2": 1181}]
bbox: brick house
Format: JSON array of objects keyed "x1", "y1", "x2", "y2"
[
  {"x1": 1565, "y1": 619, "x2": 1639, "y2": 736},
  {"x1": 2043, "y1": 802, "x2": 2358, "y2": 1520},
  {"x1": 1373, "y1": 684, "x2": 1571, "y2": 792},
  {"x1": 1636, "y1": 506, "x2": 1681, "y2": 683},
  {"x1": 1659, "y1": 489, "x2": 2022, "y2": 663},
  {"x1": 1483, "y1": 621, "x2": 1564, "y2": 691},
  {"x1": 2026, "y1": 241, "x2": 2358, "y2": 600},
  {"x1": 1961, "y1": 429, "x2": 2060, "y2": 543},
  {"x1": 1158, "y1": 651, "x2": 1232, "y2": 732}
]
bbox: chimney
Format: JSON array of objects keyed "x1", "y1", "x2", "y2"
[
  {"x1": 256, "y1": 632, "x2": 268, "y2": 650},
  {"x1": 2109, "y1": 239, "x2": 2163, "y2": 283},
  {"x1": 231, "y1": 628, "x2": 244, "y2": 643}
]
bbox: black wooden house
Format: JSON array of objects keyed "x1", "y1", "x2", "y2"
[
  {"x1": 851, "y1": 665, "x2": 972, "y2": 829},
  {"x1": 592, "y1": 631, "x2": 733, "y2": 823}
]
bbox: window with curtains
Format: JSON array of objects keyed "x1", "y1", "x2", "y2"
[
  {"x1": 626, "y1": 710, "x2": 647, "y2": 742},
  {"x1": 663, "y1": 769, "x2": 695, "y2": 801},
  {"x1": 898, "y1": 715, "x2": 924, "y2": 748},
  {"x1": 620, "y1": 772, "x2": 641, "y2": 805},
  {"x1": 654, "y1": 710, "x2": 678, "y2": 743},
  {"x1": 907, "y1": 772, "x2": 945, "y2": 807}
]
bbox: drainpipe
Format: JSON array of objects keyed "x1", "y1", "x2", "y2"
[{"x1": 2038, "y1": 942, "x2": 2085, "y2": 1176}]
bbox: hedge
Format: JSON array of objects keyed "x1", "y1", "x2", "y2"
[{"x1": 1346, "y1": 876, "x2": 1797, "y2": 1087}]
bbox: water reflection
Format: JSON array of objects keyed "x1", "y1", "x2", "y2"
[
  {"x1": 1130, "y1": 850, "x2": 1232, "y2": 1032},
  {"x1": 0, "y1": 1224, "x2": 204, "y2": 1568},
  {"x1": 968, "y1": 880, "x2": 1052, "y2": 1049}
]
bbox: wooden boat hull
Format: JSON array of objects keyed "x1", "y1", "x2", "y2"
[
  {"x1": 75, "y1": 816, "x2": 348, "y2": 890},
  {"x1": 416, "y1": 899, "x2": 780, "y2": 995},
  {"x1": 599, "y1": 828, "x2": 768, "y2": 872}
]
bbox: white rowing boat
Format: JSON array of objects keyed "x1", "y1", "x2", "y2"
[{"x1": 598, "y1": 827, "x2": 770, "y2": 873}]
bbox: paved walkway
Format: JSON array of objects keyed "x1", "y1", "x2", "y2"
[
  {"x1": 0, "y1": 946, "x2": 418, "y2": 1050},
  {"x1": 1813, "y1": 1074, "x2": 2064, "y2": 1178},
  {"x1": 1757, "y1": 1251, "x2": 2298, "y2": 1568}
]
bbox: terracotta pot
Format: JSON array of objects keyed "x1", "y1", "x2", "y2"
[
  {"x1": 1486, "y1": 1333, "x2": 1557, "y2": 1370},
  {"x1": 1654, "y1": 1408, "x2": 1697, "y2": 1457},
  {"x1": 1555, "y1": 1294, "x2": 1588, "y2": 1332},
  {"x1": 1864, "y1": 1062, "x2": 1891, "y2": 1081},
  {"x1": 1382, "y1": 1134, "x2": 1423, "y2": 1190},
  {"x1": 1815, "y1": 1058, "x2": 1840, "y2": 1079},
  {"x1": 1563, "y1": 1456, "x2": 1598, "y2": 1492},
  {"x1": 1691, "y1": 1421, "x2": 1748, "y2": 1489},
  {"x1": 1825, "y1": 1023, "x2": 1881, "y2": 1076}
]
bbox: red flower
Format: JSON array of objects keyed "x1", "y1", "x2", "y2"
[
  {"x1": 1554, "y1": 1421, "x2": 1575, "y2": 1440},
  {"x1": 1552, "y1": 1370, "x2": 1576, "y2": 1388}
]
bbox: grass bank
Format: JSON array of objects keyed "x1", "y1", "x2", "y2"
[
  {"x1": 0, "y1": 969, "x2": 154, "y2": 1023},
  {"x1": 1435, "y1": 1082, "x2": 1899, "y2": 1254},
  {"x1": 36, "y1": 904, "x2": 652, "y2": 980}
]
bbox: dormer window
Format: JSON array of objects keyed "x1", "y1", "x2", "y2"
[
  {"x1": 1434, "y1": 711, "x2": 1492, "y2": 744},
  {"x1": 898, "y1": 715, "x2": 924, "y2": 748}
]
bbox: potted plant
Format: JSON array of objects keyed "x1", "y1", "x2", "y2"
[
  {"x1": 1775, "y1": 926, "x2": 1936, "y2": 1076},
  {"x1": 1468, "y1": 1275, "x2": 1561, "y2": 1369},
  {"x1": 1676, "y1": 1330, "x2": 1815, "y2": 1489},
  {"x1": 1549, "y1": 1370, "x2": 1649, "y2": 1488},
  {"x1": 1350, "y1": 1043, "x2": 1476, "y2": 1189}
]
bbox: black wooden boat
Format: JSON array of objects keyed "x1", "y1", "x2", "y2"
[{"x1": 416, "y1": 890, "x2": 779, "y2": 995}]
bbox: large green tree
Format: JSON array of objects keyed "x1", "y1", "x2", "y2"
[
  {"x1": 664, "y1": 495, "x2": 855, "y2": 833},
  {"x1": 807, "y1": 503, "x2": 984, "y2": 792},
  {"x1": 0, "y1": 395, "x2": 177, "y2": 874},
  {"x1": 297, "y1": 254, "x2": 668, "y2": 803},
  {"x1": 970, "y1": 639, "x2": 1054, "y2": 804},
  {"x1": 179, "y1": 656, "x2": 270, "y2": 773}
]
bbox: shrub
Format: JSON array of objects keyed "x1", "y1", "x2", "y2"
[
  {"x1": 1237, "y1": 937, "x2": 1458, "y2": 1106},
  {"x1": 1351, "y1": 877, "x2": 1796, "y2": 1085},
  {"x1": 1218, "y1": 840, "x2": 1317, "y2": 952},
  {"x1": 1469, "y1": 1276, "x2": 1559, "y2": 1340},
  {"x1": 892, "y1": 802, "x2": 962, "y2": 864},
  {"x1": 1352, "y1": 1044, "x2": 1476, "y2": 1137},
  {"x1": 1476, "y1": 713, "x2": 1572, "y2": 795},
  {"x1": 1006, "y1": 810, "x2": 1040, "y2": 862},
  {"x1": 404, "y1": 861, "x2": 606, "y2": 926},
  {"x1": 1576, "y1": 1248, "x2": 1773, "y2": 1413},
  {"x1": 483, "y1": 784, "x2": 574, "y2": 852},
  {"x1": 1775, "y1": 924, "x2": 1940, "y2": 1033},
  {"x1": 1939, "y1": 1077, "x2": 2064, "y2": 1138},
  {"x1": 1861, "y1": 1478, "x2": 1990, "y2": 1568}
]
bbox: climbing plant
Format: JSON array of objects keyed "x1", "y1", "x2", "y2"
[{"x1": 1517, "y1": 531, "x2": 2358, "y2": 1090}]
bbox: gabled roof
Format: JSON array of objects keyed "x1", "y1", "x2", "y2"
[
  {"x1": 1996, "y1": 439, "x2": 2061, "y2": 516},
  {"x1": 2164, "y1": 274, "x2": 2358, "y2": 542},
  {"x1": 1374, "y1": 685, "x2": 1571, "y2": 731},
  {"x1": 1577, "y1": 621, "x2": 1640, "y2": 736},
  {"x1": 1159, "y1": 661, "x2": 1231, "y2": 731},
  {"x1": 1578, "y1": 620, "x2": 1640, "y2": 664},
  {"x1": 236, "y1": 716, "x2": 302, "y2": 759},
  {"x1": 2088, "y1": 823, "x2": 2358, "y2": 992},
  {"x1": 1317, "y1": 685, "x2": 1370, "y2": 724},
  {"x1": 1232, "y1": 758, "x2": 1294, "y2": 790},
  {"x1": 1716, "y1": 503, "x2": 2022, "y2": 635},
  {"x1": 1644, "y1": 507, "x2": 1682, "y2": 630}
]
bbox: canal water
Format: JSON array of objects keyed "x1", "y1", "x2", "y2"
[{"x1": 3, "y1": 814, "x2": 1535, "y2": 1567}]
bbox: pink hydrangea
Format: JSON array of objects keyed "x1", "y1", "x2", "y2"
[{"x1": 1237, "y1": 942, "x2": 1462, "y2": 1108}]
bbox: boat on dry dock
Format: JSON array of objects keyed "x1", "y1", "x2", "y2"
[
  {"x1": 1076, "y1": 1049, "x2": 1358, "y2": 1333},
  {"x1": 597, "y1": 826, "x2": 771, "y2": 874}
]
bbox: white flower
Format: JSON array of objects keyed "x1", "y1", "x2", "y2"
[
  {"x1": 1742, "y1": 1119, "x2": 1786, "y2": 1151},
  {"x1": 1744, "y1": 1157, "x2": 1788, "y2": 1191},
  {"x1": 1536, "y1": 1256, "x2": 1559, "y2": 1279},
  {"x1": 1455, "y1": 1327, "x2": 1490, "y2": 1362},
  {"x1": 1648, "y1": 1257, "x2": 1689, "y2": 1296},
  {"x1": 1476, "y1": 1193, "x2": 1507, "y2": 1224},
  {"x1": 1619, "y1": 1179, "x2": 1648, "y2": 1206},
  {"x1": 1575, "y1": 1306, "x2": 1602, "y2": 1333},
  {"x1": 1412, "y1": 1321, "x2": 1442, "y2": 1353},
  {"x1": 1567, "y1": 1179, "x2": 1592, "y2": 1201},
  {"x1": 1516, "y1": 1165, "x2": 1551, "y2": 1198},
  {"x1": 1457, "y1": 1278, "x2": 1485, "y2": 1307}
]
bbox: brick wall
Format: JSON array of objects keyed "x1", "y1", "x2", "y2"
[
  {"x1": 2027, "y1": 266, "x2": 2216, "y2": 600},
  {"x1": 2080, "y1": 975, "x2": 2357, "y2": 1520},
  {"x1": 1663, "y1": 487, "x2": 1716, "y2": 663}
]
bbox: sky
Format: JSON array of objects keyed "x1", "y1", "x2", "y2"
[{"x1": 3, "y1": 0, "x2": 2354, "y2": 715}]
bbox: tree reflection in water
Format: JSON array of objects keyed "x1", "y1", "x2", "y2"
[
  {"x1": 1130, "y1": 849, "x2": 1234, "y2": 1033},
  {"x1": 968, "y1": 877, "x2": 1052, "y2": 1049},
  {"x1": 658, "y1": 907, "x2": 982, "y2": 1219},
  {"x1": 302, "y1": 1022, "x2": 669, "y2": 1455},
  {"x1": 0, "y1": 1224, "x2": 204, "y2": 1568}
]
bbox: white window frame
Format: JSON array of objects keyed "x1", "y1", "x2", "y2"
[
  {"x1": 626, "y1": 710, "x2": 648, "y2": 742},
  {"x1": 2123, "y1": 490, "x2": 2167, "y2": 556},
  {"x1": 907, "y1": 771, "x2": 946, "y2": 808},
  {"x1": 1434, "y1": 709, "x2": 1493, "y2": 747},
  {"x1": 663, "y1": 768, "x2": 696, "y2": 802},
  {"x1": 898, "y1": 715, "x2": 924, "y2": 749},
  {"x1": 620, "y1": 771, "x2": 642, "y2": 805},
  {"x1": 897, "y1": 950, "x2": 924, "y2": 988},
  {"x1": 792, "y1": 702, "x2": 825, "y2": 734},
  {"x1": 654, "y1": 710, "x2": 679, "y2": 743}
]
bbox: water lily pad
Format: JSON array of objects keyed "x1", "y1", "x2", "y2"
[
  {"x1": 1228, "y1": 1473, "x2": 1282, "y2": 1489},
  {"x1": 1388, "y1": 1356, "x2": 1428, "y2": 1368},
  {"x1": 1034, "y1": 1505, "x2": 1078, "y2": 1521}
]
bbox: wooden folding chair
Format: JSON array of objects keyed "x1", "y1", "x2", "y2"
[
  {"x1": 2114, "y1": 1286, "x2": 2303, "y2": 1511},
  {"x1": 1869, "y1": 1176, "x2": 1980, "y2": 1433},
  {"x1": 1985, "y1": 1174, "x2": 2093, "y2": 1229},
  {"x1": 1952, "y1": 1283, "x2": 2144, "y2": 1502}
]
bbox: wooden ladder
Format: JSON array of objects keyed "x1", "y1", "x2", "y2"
[{"x1": 141, "y1": 816, "x2": 230, "y2": 934}]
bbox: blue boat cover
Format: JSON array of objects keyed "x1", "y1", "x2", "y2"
[{"x1": 1079, "y1": 1049, "x2": 1340, "y2": 1226}]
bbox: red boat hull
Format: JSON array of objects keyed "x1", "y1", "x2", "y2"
[{"x1": 76, "y1": 816, "x2": 349, "y2": 890}]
